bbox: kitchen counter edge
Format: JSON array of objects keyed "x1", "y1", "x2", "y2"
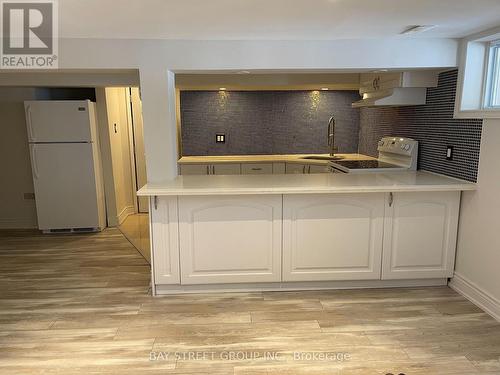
[{"x1": 138, "y1": 171, "x2": 476, "y2": 196}]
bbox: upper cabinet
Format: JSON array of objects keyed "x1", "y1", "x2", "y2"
[
  {"x1": 353, "y1": 71, "x2": 439, "y2": 108},
  {"x1": 359, "y1": 72, "x2": 438, "y2": 95}
]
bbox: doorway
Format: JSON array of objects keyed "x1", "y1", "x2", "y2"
[{"x1": 96, "y1": 87, "x2": 150, "y2": 262}]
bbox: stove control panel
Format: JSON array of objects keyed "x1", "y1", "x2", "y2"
[{"x1": 377, "y1": 137, "x2": 418, "y2": 156}]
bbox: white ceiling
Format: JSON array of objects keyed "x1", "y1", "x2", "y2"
[{"x1": 59, "y1": 0, "x2": 500, "y2": 40}]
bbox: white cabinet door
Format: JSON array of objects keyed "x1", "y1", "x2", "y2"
[
  {"x1": 212, "y1": 163, "x2": 241, "y2": 175},
  {"x1": 179, "y1": 164, "x2": 209, "y2": 175},
  {"x1": 382, "y1": 191, "x2": 460, "y2": 280},
  {"x1": 178, "y1": 195, "x2": 282, "y2": 284},
  {"x1": 308, "y1": 165, "x2": 329, "y2": 174},
  {"x1": 283, "y1": 194, "x2": 385, "y2": 281},
  {"x1": 151, "y1": 197, "x2": 180, "y2": 284},
  {"x1": 285, "y1": 163, "x2": 307, "y2": 174},
  {"x1": 272, "y1": 163, "x2": 286, "y2": 174},
  {"x1": 241, "y1": 163, "x2": 273, "y2": 175}
]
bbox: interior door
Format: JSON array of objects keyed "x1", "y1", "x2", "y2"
[
  {"x1": 30, "y1": 143, "x2": 100, "y2": 230},
  {"x1": 130, "y1": 88, "x2": 149, "y2": 213},
  {"x1": 25, "y1": 100, "x2": 92, "y2": 142}
]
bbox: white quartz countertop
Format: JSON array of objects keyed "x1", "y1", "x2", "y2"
[
  {"x1": 178, "y1": 153, "x2": 375, "y2": 166},
  {"x1": 138, "y1": 171, "x2": 476, "y2": 196}
]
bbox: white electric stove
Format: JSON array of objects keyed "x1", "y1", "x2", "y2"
[{"x1": 329, "y1": 137, "x2": 418, "y2": 174}]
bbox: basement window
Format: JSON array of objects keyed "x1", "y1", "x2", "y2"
[{"x1": 484, "y1": 41, "x2": 500, "y2": 109}]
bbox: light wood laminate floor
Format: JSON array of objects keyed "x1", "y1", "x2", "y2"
[
  {"x1": 0, "y1": 228, "x2": 499, "y2": 374},
  {"x1": 119, "y1": 213, "x2": 151, "y2": 263}
]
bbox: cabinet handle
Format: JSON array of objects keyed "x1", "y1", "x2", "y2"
[
  {"x1": 308, "y1": 165, "x2": 311, "y2": 174},
  {"x1": 154, "y1": 196, "x2": 158, "y2": 210},
  {"x1": 206, "y1": 165, "x2": 210, "y2": 175},
  {"x1": 389, "y1": 192, "x2": 393, "y2": 207},
  {"x1": 251, "y1": 168, "x2": 262, "y2": 171},
  {"x1": 212, "y1": 165, "x2": 215, "y2": 174},
  {"x1": 302, "y1": 165, "x2": 306, "y2": 173},
  {"x1": 26, "y1": 105, "x2": 35, "y2": 141},
  {"x1": 30, "y1": 144, "x2": 39, "y2": 179}
]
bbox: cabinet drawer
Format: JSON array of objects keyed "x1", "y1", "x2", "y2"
[
  {"x1": 285, "y1": 163, "x2": 307, "y2": 174},
  {"x1": 241, "y1": 163, "x2": 273, "y2": 175},
  {"x1": 212, "y1": 163, "x2": 241, "y2": 175},
  {"x1": 179, "y1": 164, "x2": 209, "y2": 175}
]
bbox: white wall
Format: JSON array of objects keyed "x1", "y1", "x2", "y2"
[
  {"x1": 102, "y1": 88, "x2": 136, "y2": 225},
  {"x1": 0, "y1": 88, "x2": 50, "y2": 228},
  {"x1": 57, "y1": 38, "x2": 458, "y2": 182},
  {"x1": 454, "y1": 119, "x2": 500, "y2": 306},
  {"x1": 0, "y1": 37, "x2": 459, "y2": 183}
]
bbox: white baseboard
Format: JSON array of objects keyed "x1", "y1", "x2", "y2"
[
  {"x1": 449, "y1": 273, "x2": 500, "y2": 322},
  {"x1": 116, "y1": 205, "x2": 135, "y2": 226},
  {"x1": 0, "y1": 218, "x2": 37, "y2": 229},
  {"x1": 155, "y1": 278, "x2": 448, "y2": 295}
]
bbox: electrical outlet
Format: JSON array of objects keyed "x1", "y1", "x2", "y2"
[
  {"x1": 23, "y1": 192, "x2": 35, "y2": 200},
  {"x1": 446, "y1": 145, "x2": 454, "y2": 160},
  {"x1": 216, "y1": 133, "x2": 225, "y2": 143}
]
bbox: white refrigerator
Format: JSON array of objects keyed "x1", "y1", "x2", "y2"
[{"x1": 25, "y1": 100, "x2": 106, "y2": 232}]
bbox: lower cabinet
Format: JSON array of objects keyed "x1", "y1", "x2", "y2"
[
  {"x1": 151, "y1": 191, "x2": 461, "y2": 287},
  {"x1": 285, "y1": 163, "x2": 308, "y2": 174},
  {"x1": 179, "y1": 164, "x2": 209, "y2": 175},
  {"x1": 151, "y1": 196, "x2": 180, "y2": 284},
  {"x1": 212, "y1": 163, "x2": 241, "y2": 175},
  {"x1": 308, "y1": 165, "x2": 330, "y2": 173},
  {"x1": 241, "y1": 163, "x2": 273, "y2": 175},
  {"x1": 283, "y1": 194, "x2": 385, "y2": 281},
  {"x1": 179, "y1": 163, "x2": 241, "y2": 175},
  {"x1": 178, "y1": 195, "x2": 282, "y2": 284},
  {"x1": 381, "y1": 191, "x2": 460, "y2": 279},
  {"x1": 285, "y1": 163, "x2": 329, "y2": 174}
]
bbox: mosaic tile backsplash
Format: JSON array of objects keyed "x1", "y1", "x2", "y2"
[
  {"x1": 180, "y1": 90, "x2": 361, "y2": 156},
  {"x1": 358, "y1": 70, "x2": 483, "y2": 182},
  {"x1": 180, "y1": 70, "x2": 482, "y2": 182}
]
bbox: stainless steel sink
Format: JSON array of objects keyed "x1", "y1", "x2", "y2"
[{"x1": 300, "y1": 155, "x2": 345, "y2": 161}]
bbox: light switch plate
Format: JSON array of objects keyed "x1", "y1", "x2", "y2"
[{"x1": 216, "y1": 133, "x2": 225, "y2": 143}]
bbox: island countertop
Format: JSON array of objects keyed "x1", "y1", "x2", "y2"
[{"x1": 137, "y1": 171, "x2": 476, "y2": 196}]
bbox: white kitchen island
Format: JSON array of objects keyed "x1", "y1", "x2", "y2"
[{"x1": 138, "y1": 171, "x2": 475, "y2": 295}]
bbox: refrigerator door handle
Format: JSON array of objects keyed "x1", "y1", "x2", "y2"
[
  {"x1": 26, "y1": 105, "x2": 35, "y2": 142},
  {"x1": 31, "y1": 145, "x2": 40, "y2": 179}
]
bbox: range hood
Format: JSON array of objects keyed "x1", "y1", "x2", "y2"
[{"x1": 352, "y1": 87, "x2": 428, "y2": 108}]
